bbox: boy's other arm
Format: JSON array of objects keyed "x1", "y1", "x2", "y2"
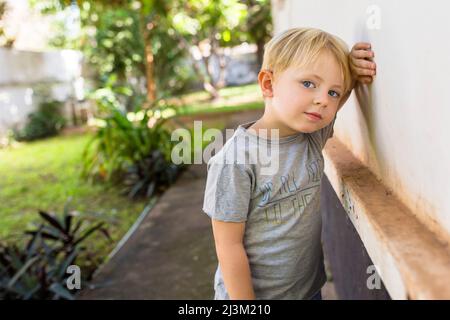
[{"x1": 211, "y1": 219, "x2": 255, "y2": 300}]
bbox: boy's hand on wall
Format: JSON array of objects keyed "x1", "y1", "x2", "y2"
[{"x1": 350, "y1": 42, "x2": 376, "y2": 84}]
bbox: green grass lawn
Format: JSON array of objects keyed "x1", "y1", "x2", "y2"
[
  {"x1": 0, "y1": 133, "x2": 147, "y2": 252},
  {"x1": 170, "y1": 83, "x2": 264, "y2": 115}
]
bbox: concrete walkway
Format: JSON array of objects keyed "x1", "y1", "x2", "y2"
[
  {"x1": 78, "y1": 109, "x2": 337, "y2": 300},
  {"x1": 78, "y1": 110, "x2": 262, "y2": 299},
  {"x1": 79, "y1": 162, "x2": 216, "y2": 299}
]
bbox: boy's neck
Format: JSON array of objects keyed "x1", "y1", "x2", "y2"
[{"x1": 249, "y1": 112, "x2": 301, "y2": 138}]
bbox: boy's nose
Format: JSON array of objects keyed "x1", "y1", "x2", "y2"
[{"x1": 313, "y1": 92, "x2": 330, "y2": 106}]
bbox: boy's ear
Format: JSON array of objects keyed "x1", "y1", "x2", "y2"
[{"x1": 258, "y1": 70, "x2": 274, "y2": 98}]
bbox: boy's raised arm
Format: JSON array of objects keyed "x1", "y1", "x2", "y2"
[
  {"x1": 337, "y1": 42, "x2": 377, "y2": 110},
  {"x1": 350, "y1": 42, "x2": 377, "y2": 84},
  {"x1": 211, "y1": 219, "x2": 255, "y2": 300}
]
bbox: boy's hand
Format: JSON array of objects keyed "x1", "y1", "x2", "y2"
[{"x1": 350, "y1": 42, "x2": 376, "y2": 84}]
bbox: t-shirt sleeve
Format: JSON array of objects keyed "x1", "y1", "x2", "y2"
[
  {"x1": 202, "y1": 160, "x2": 252, "y2": 222},
  {"x1": 309, "y1": 115, "x2": 337, "y2": 150}
]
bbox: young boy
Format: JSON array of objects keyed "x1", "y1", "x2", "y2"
[{"x1": 202, "y1": 27, "x2": 376, "y2": 300}]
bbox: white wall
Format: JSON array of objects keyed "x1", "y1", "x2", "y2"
[
  {"x1": 0, "y1": 48, "x2": 83, "y2": 136},
  {"x1": 271, "y1": 0, "x2": 450, "y2": 240}
]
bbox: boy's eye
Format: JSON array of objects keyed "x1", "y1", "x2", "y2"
[
  {"x1": 329, "y1": 90, "x2": 341, "y2": 98},
  {"x1": 302, "y1": 80, "x2": 315, "y2": 88}
]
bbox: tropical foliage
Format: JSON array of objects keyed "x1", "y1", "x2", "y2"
[{"x1": 0, "y1": 202, "x2": 111, "y2": 300}]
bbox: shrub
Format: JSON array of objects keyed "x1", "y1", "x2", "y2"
[
  {"x1": 14, "y1": 100, "x2": 66, "y2": 142},
  {"x1": 82, "y1": 83, "x2": 189, "y2": 199},
  {"x1": 83, "y1": 105, "x2": 186, "y2": 198}
]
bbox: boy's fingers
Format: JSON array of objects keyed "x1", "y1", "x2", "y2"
[
  {"x1": 352, "y1": 59, "x2": 376, "y2": 70},
  {"x1": 351, "y1": 49, "x2": 375, "y2": 60},
  {"x1": 352, "y1": 42, "x2": 372, "y2": 51}
]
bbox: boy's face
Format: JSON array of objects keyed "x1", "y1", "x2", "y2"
[{"x1": 267, "y1": 51, "x2": 345, "y2": 134}]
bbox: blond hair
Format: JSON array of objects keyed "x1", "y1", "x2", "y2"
[{"x1": 261, "y1": 27, "x2": 352, "y2": 93}]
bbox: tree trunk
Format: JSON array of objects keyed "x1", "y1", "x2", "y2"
[
  {"x1": 256, "y1": 39, "x2": 265, "y2": 69},
  {"x1": 201, "y1": 55, "x2": 220, "y2": 100},
  {"x1": 178, "y1": 35, "x2": 220, "y2": 100},
  {"x1": 140, "y1": 15, "x2": 156, "y2": 105},
  {"x1": 144, "y1": 38, "x2": 156, "y2": 103},
  {"x1": 214, "y1": 44, "x2": 227, "y2": 90}
]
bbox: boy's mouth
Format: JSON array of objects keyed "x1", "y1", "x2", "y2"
[{"x1": 304, "y1": 112, "x2": 322, "y2": 120}]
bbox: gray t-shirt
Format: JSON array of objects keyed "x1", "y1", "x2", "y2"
[{"x1": 202, "y1": 117, "x2": 336, "y2": 300}]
